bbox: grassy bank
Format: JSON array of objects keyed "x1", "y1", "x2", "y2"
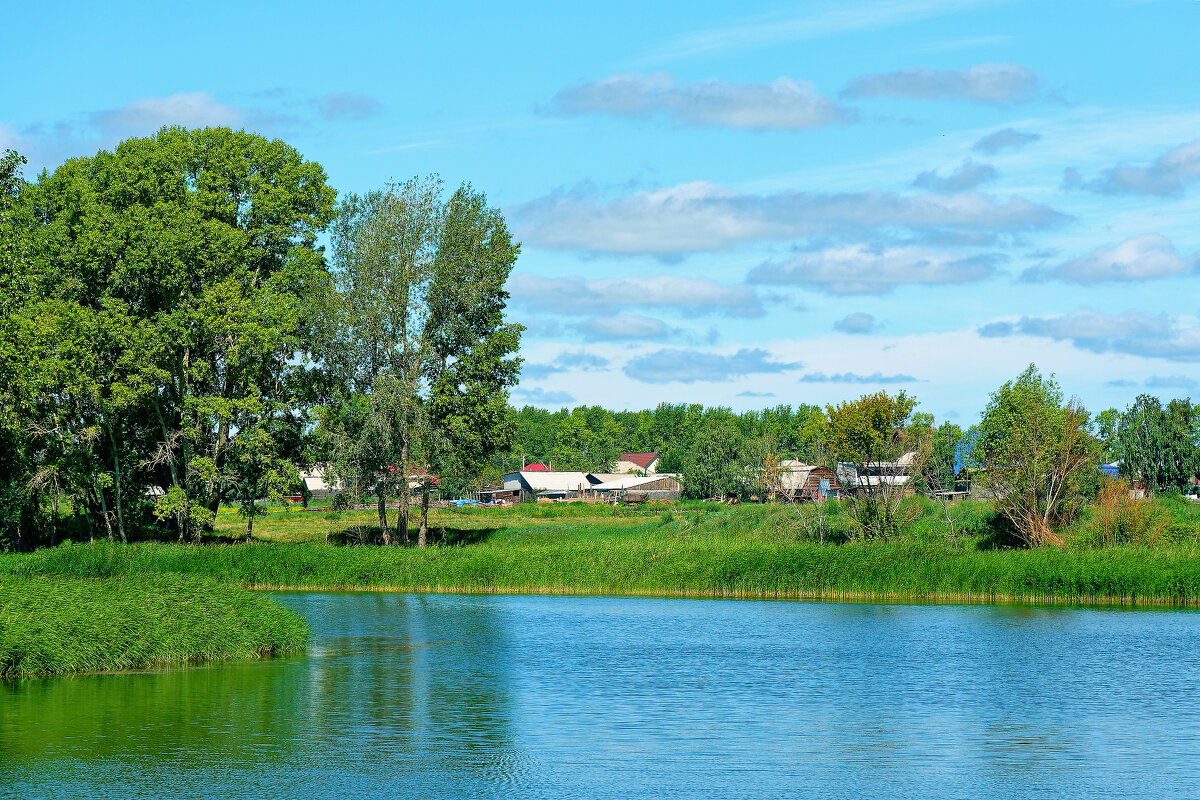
[
  {"x1": 0, "y1": 573, "x2": 308, "y2": 678},
  {"x1": 5, "y1": 499, "x2": 1200, "y2": 606}
]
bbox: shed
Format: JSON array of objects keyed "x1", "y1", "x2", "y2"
[{"x1": 775, "y1": 461, "x2": 841, "y2": 501}]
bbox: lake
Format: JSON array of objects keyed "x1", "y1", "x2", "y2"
[{"x1": 4, "y1": 592, "x2": 1200, "y2": 799}]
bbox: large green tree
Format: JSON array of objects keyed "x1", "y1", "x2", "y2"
[
  {"x1": 1114, "y1": 394, "x2": 1199, "y2": 494},
  {"x1": 28, "y1": 127, "x2": 335, "y2": 540},
  {"x1": 323, "y1": 177, "x2": 521, "y2": 546},
  {"x1": 976, "y1": 365, "x2": 1099, "y2": 546}
]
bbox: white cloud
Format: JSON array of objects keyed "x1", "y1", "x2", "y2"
[
  {"x1": 623, "y1": 347, "x2": 803, "y2": 383},
  {"x1": 552, "y1": 73, "x2": 853, "y2": 131},
  {"x1": 507, "y1": 272, "x2": 764, "y2": 317},
  {"x1": 749, "y1": 244, "x2": 1000, "y2": 295},
  {"x1": 522, "y1": 350, "x2": 610, "y2": 379},
  {"x1": 644, "y1": 0, "x2": 1003, "y2": 62},
  {"x1": 842, "y1": 63, "x2": 1040, "y2": 105},
  {"x1": 509, "y1": 181, "x2": 1065, "y2": 256},
  {"x1": 312, "y1": 92, "x2": 383, "y2": 121},
  {"x1": 972, "y1": 128, "x2": 1040, "y2": 154},
  {"x1": 89, "y1": 92, "x2": 245, "y2": 138},
  {"x1": 576, "y1": 314, "x2": 673, "y2": 341},
  {"x1": 1070, "y1": 138, "x2": 1200, "y2": 197},
  {"x1": 912, "y1": 159, "x2": 997, "y2": 192},
  {"x1": 1025, "y1": 234, "x2": 1197, "y2": 283},
  {"x1": 512, "y1": 387, "x2": 575, "y2": 406},
  {"x1": 833, "y1": 312, "x2": 878, "y2": 334},
  {"x1": 799, "y1": 371, "x2": 918, "y2": 383},
  {"x1": 1145, "y1": 375, "x2": 1197, "y2": 391},
  {"x1": 978, "y1": 309, "x2": 1200, "y2": 362}
]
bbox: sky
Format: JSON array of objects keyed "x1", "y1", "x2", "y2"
[{"x1": 3, "y1": 0, "x2": 1198, "y2": 423}]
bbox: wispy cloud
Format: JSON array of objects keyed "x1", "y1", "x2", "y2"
[
  {"x1": 833, "y1": 312, "x2": 878, "y2": 334},
  {"x1": 512, "y1": 387, "x2": 576, "y2": 405},
  {"x1": 799, "y1": 371, "x2": 918, "y2": 383},
  {"x1": 552, "y1": 73, "x2": 853, "y2": 131},
  {"x1": 509, "y1": 181, "x2": 1066, "y2": 257},
  {"x1": 1145, "y1": 374, "x2": 1197, "y2": 391},
  {"x1": 978, "y1": 309, "x2": 1200, "y2": 362},
  {"x1": 312, "y1": 92, "x2": 383, "y2": 121},
  {"x1": 623, "y1": 348, "x2": 802, "y2": 384},
  {"x1": 508, "y1": 273, "x2": 765, "y2": 318},
  {"x1": 912, "y1": 159, "x2": 997, "y2": 192},
  {"x1": 576, "y1": 314, "x2": 674, "y2": 341},
  {"x1": 749, "y1": 244, "x2": 1001, "y2": 295},
  {"x1": 644, "y1": 0, "x2": 1004, "y2": 62},
  {"x1": 1023, "y1": 234, "x2": 1198, "y2": 284},
  {"x1": 972, "y1": 127, "x2": 1041, "y2": 154},
  {"x1": 843, "y1": 63, "x2": 1040, "y2": 105},
  {"x1": 1065, "y1": 138, "x2": 1200, "y2": 197},
  {"x1": 521, "y1": 351, "x2": 610, "y2": 379}
]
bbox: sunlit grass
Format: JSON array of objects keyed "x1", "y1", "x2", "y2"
[
  {"x1": 0, "y1": 573, "x2": 308, "y2": 678},
  {"x1": 9, "y1": 498, "x2": 1200, "y2": 606}
]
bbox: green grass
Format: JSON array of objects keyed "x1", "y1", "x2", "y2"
[
  {"x1": 6, "y1": 498, "x2": 1200, "y2": 606},
  {"x1": 0, "y1": 573, "x2": 308, "y2": 678}
]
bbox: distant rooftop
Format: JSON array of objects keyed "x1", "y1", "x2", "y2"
[{"x1": 619, "y1": 452, "x2": 659, "y2": 469}]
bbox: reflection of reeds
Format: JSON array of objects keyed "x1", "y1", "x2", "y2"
[
  {"x1": 5, "y1": 496, "x2": 1200, "y2": 607},
  {"x1": 0, "y1": 573, "x2": 307, "y2": 678}
]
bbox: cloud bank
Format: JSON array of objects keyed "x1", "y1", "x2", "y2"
[
  {"x1": 508, "y1": 273, "x2": 765, "y2": 318},
  {"x1": 553, "y1": 72, "x2": 853, "y2": 131},
  {"x1": 623, "y1": 348, "x2": 802, "y2": 383},
  {"x1": 510, "y1": 181, "x2": 1065, "y2": 256},
  {"x1": 1024, "y1": 234, "x2": 1196, "y2": 284},
  {"x1": 978, "y1": 309, "x2": 1200, "y2": 362},
  {"x1": 842, "y1": 63, "x2": 1039, "y2": 105},
  {"x1": 749, "y1": 244, "x2": 1001, "y2": 295}
]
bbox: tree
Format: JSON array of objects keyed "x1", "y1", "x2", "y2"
[
  {"x1": 324, "y1": 177, "x2": 521, "y2": 546},
  {"x1": 976, "y1": 365, "x2": 1098, "y2": 546},
  {"x1": 1114, "y1": 395, "x2": 1200, "y2": 494},
  {"x1": 29, "y1": 127, "x2": 336, "y2": 541},
  {"x1": 681, "y1": 415, "x2": 744, "y2": 499},
  {"x1": 826, "y1": 391, "x2": 921, "y2": 539}
]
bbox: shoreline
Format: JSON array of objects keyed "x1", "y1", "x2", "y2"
[{"x1": 254, "y1": 583, "x2": 1200, "y2": 608}]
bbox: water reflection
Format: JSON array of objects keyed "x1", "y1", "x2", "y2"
[{"x1": 4, "y1": 595, "x2": 1200, "y2": 799}]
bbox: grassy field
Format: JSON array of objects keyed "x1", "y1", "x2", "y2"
[
  {"x1": 6, "y1": 497, "x2": 1200, "y2": 607},
  {"x1": 0, "y1": 573, "x2": 308, "y2": 678}
]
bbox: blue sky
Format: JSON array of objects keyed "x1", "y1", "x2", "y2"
[{"x1": 4, "y1": 0, "x2": 1198, "y2": 422}]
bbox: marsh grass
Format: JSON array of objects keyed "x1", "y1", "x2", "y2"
[
  {"x1": 0, "y1": 573, "x2": 308, "y2": 678},
  {"x1": 8, "y1": 498, "x2": 1200, "y2": 606}
]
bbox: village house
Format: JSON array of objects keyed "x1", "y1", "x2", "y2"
[{"x1": 614, "y1": 451, "x2": 660, "y2": 474}]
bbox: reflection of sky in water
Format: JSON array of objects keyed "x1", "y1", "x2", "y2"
[{"x1": 4, "y1": 595, "x2": 1200, "y2": 799}]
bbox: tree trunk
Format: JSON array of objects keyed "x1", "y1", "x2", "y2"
[
  {"x1": 378, "y1": 490, "x2": 391, "y2": 546},
  {"x1": 107, "y1": 424, "x2": 127, "y2": 543},
  {"x1": 397, "y1": 438, "x2": 410, "y2": 546},
  {"x1": 418, "y1": 479, "x2": 430, "y2": 548},
  {"x1": 98, "y1": 481, "x2": 114, "y2": 543},
  {"x1": 246, "y1": 507, "x2": 254, "y2": 542}
]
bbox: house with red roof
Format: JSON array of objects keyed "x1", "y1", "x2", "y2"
[{"x1": 615, "y1": 451, "x2": 659, "y2": 475}]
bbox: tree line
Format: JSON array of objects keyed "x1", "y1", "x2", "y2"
[
  {"x1": 2, "y1": 130, "x2": 1196, "y2": 551},
  {"x1": 0, "y1": 129, "x2": 520, "y2": 549}
]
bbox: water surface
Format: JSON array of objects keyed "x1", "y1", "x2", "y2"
[{"x1": 4, "y1": 593, "x2": 1200, "y2": 798}]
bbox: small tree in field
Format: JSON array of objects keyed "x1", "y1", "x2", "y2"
[
  {"x1": 826, "y1": 391, "x2": 923, "y2": 540},
  {"x1": 976, "y1": 365, "x2": 1099, "y2": 547}
]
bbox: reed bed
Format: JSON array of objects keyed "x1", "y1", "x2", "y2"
[
  {"x1": 7, "y1": 507, "x2": 1200, "y2": 606},
  {"x1": 0, "y1": 573, "x2": 308, "y2": 678}
]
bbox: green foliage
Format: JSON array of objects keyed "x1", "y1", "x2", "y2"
[
  {"x1": 1114, "y1": 394, "x2": 1200, "y2": 494},
  {"x1": 0, "y1": 571, "x2": 306, "y2": 677},
  {"x1": 681, "y1": 415, "x2": 745, "y2": 499},
  {"x1": 977, "y1": 365, "x2": 1100, "y2": 546}
]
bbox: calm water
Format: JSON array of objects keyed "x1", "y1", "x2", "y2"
[{"x1": 4, "y1": 593, "x2": 1200, "y2": 799}]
